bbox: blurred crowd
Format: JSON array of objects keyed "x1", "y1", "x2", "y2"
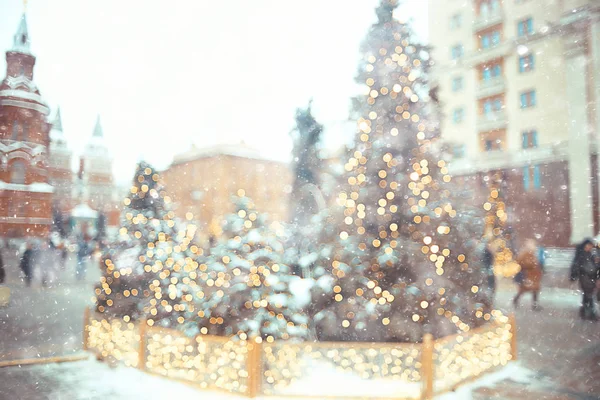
[{"x1": 0, "y1": 232, "x2": 110, "y2": 288}]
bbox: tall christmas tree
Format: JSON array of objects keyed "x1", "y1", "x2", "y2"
[
  {"x1": 95, "y1": 162, "x2": 200, "y2": 332},
  {"x1": 197, "y1": 191, "x2": 309, "y2": 341},
  {"x1": 314, "y1": 0, "x2": 488, "y2": 342}
]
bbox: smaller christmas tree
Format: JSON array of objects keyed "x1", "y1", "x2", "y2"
[
  {"x1": 197, "y1": 190, "x2": 309, "y2": 341},
  {"x1": 95, "y1": 162, "x2": 200, "y2": 333}
]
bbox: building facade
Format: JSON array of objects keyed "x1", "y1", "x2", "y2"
[
  {"x1": 0, "y1": 14, "x2": 53, "y2": 238},
  {"x1": 161, "y1": 144, "x2": 291, "y2": 237},
  {"x1": 429, "y1": 0, "x2": 600, "y2": 247},
  {"x1": 0, "y1": 14, "x2": 120, "y2": 239}
]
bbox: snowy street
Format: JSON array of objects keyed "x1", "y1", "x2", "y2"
[
  {"x1": 0, "y1": 251, "x2": 100, "y2": 363},
  {"x1": 1, "y1": 0, "x2": 600, "y2": 399},
  {"x1": 1, "y1": 269, "x2": 599, "y2": 399}
]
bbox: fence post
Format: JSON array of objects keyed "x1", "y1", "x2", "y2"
[
  {"x1": 83, "y1": 306, "x2": 90, "y2": 351},
  {"x1": 509, "y1": 313, "x2": 517, "y2": 361},
  {"x1": 246, "y1": 339, "x2": 263, "y2": 398},
  {"x1": 421, "y1": 333, "x2": 434, "y2": 400},
  {"x1": 138, "y1": 319, "x2": 147, "y2": 371}
]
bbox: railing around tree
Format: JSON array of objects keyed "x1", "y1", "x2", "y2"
[{"x1": 84, "y1": 308, "x2": 516, "y2": 399}]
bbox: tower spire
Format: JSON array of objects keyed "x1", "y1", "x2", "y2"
[
  {"x1": 12, "y1": 13, "x2": 31, "y2": 54},
  {"x1": 93, "y1": 115, "x2": 103, "y2": 138},
  {"x1": 52, "y1": 107, "x2": 63, "y2": 132}
]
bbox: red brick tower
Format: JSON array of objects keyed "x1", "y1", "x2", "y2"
[{"x1": 0, "y1": 14, "x2": 52, "y2": 238}]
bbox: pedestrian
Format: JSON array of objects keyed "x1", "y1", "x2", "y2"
[
  {"x1": 513, "y1": 239, "x2": 543, "y2": 311},
  {"x1": 482, "y1": 241, "x2": 496, "y2": 297},
  {"x1": 570, "y1": 238, "x2": 600, "y2": 321},
  {"x1": 76, "y1": 239, "x2": 89, "y2": 281},
  {"x1": 0, "y1": 244, "x2": 5, "y2": 284},
  {"x1": 20, "y1": 241, "x2": 34, "y2": 287},
  {"x1": 36, "y1": 240, "x2": 57, "y2": 288}
]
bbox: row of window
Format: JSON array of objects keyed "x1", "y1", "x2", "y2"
[
  {"x1": 450, "y1": 17, "x2": 535, "y2": 60},
  {"x1": 451, "y1": 54, "x2": 535, "y2": 92},
  {"x1": 451, "y1": 54, "x2": 535, "y2": 94},
  {"x1": 452, "y1": 89, "x2": 537, "y2": 123},
  {"x1": 453, "y1": 130, "x2": 539, "y2": 159}
]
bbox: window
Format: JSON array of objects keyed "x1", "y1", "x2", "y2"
[
  {"x1": 492, "y1": 31, "x2": 501, "y2": 45},
  {"x1": 450, "y1": 13, "x2": 462, "y2": 30},
  {"x1": 480, "y1": 131, "x2": 505, "y2": 151},
  {"x1": 533, "y1": 165, "x2": 541, "y2": 189},
  {"x1": 479, "y1": 0, "x2": 500, "y2": 16},
  {"x1": 524, "y1": 165, "x2": 542, "y2": 191},
  {"x1": 11, "y1": 120, "x2": 19, "y2": 140},
  {"x1": 452, "y1": 76, "x2": 464, "y2": 92},
  {"x1": 453, "y1": 144, "x2": 466, "y2": 158},
  {"x1": 453, "y1": 108, "x2": 464, "y2": 123},
  {"x1": 518, "y1": 17, "x2": 533, "y2": 37},
  {"x1": 520, "y1": 90, "x2": 536, "y2": 108},
  {"x1": 522, "y1": 130, "x2": 538, "y2": 149},
  {"x1": 11, "y1": 160, "x2": 26, "y2": 184},
  {"x1": 22, "y1": 122, "x2": 29, "y2": 141},
  {"x1": 479, "y1": 30, "x2": 501, "y2": 49},
  {"x1": 451, "y1": 44, "x2": 464, "y2": 60},
  {"x1": 519, "y1": 54, "x2": 534, "y2": 73},
  {"x1": 483, "y1": 98, "x2": 503, "y2": 115},
  {"x1": 482, "y1": 63, "x2": 502, "y2": 82},
  {"x1": 8, "y1": 198, "x2": 26, "y2": 218},
  {"x1": 481, "y1": 35, "x2": 490, "y2": 49}
]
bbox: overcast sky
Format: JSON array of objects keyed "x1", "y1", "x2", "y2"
[{"x1": 0, "y1": 0, "x2": 427, "y2": 184}]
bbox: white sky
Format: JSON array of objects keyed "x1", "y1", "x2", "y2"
[{"x1": 0, "y1": 0, "x2": 428, "y2": 184}]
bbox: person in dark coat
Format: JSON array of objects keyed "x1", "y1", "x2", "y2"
[
  {"x1": 20, "y1": 241, "x2": 34, "y2": 287},
  {"x1": 0, "y1": 245, "x2": 5, "y2": 284},
  {"x1": 76, "y1": 239, "x2": 89, "y2": 281},
  {"x1": 570, "y1": 238, "x2": 600, "y2": 321},
  {"x1": 482, "y1": 241, "x2": 496, "y2": 296}
]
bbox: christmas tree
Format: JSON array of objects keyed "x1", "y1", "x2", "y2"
[
  {"x1": 197, "y1": 191, "x2": 309, "y2": 341},
  {"x1": 314, "y1": 0, "x2": 488, "y2": 342},
  {"x1": 95, "y1": 162, "x2": 201, "y2": 332}
]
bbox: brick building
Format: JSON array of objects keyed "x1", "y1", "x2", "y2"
[
  {"x1": 0, "y1": 14, "x2": 53, "y2": 238},
  {"x1": 161, "y1": 143, "x2": 291, "y2": 237},
  {"x1": 0, "y1": 14, "x2": 120, "y2": 240}
]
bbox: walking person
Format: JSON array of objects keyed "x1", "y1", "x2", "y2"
[
  {"x1": 0, "y1": 243, "x2": 5, "y2": 284},
  {"x1": 570, "y1": 238, "x2": 600, "y2": 321},
  {"x1": 76, "y1": 239, "x2": 89, "y2": 281},
  {"x1": 513, "y1": 239, "x2": 543, "y2": 311},
  {"x1": 482, "y1": 241, "x2": 496, "y2": 299},
  {"x1": 20, "y1": 241, "x2": 34, "y2": 287},
  {"x1": 36, "y1": 241, "x2": 57, "y2": 288}
]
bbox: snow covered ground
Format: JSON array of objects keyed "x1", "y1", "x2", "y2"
[{"x1": 0, "y1": 356, "x2": 534, "y2": 400}]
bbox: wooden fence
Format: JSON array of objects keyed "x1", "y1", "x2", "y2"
[{"x1": 83, "y1": 308, "x2": 516, "y2": 399}]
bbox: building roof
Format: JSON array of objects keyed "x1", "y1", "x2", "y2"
[{"x1": 171, "y1": 143, "x2": 286, "y2": 166}]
